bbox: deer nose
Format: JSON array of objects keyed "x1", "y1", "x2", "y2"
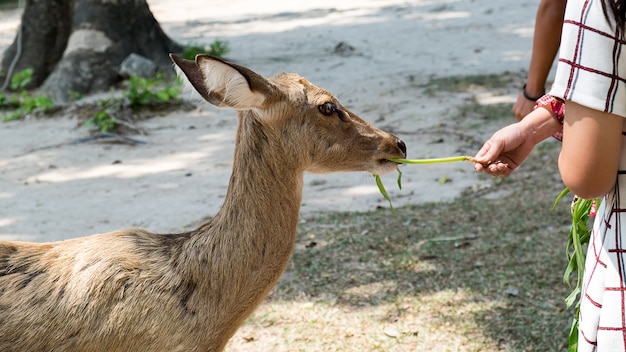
[{"x1": 396, "y1": 138, "x2": 407, "y2": 157}]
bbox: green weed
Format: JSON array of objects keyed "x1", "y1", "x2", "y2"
[
  {"x1": 1, "y1": 68, "x2": 54, "y2": 121},
  {"x1": 84, "y1": 74, "x2": 182, "y2": 133},
  {"x1": 182, "y1": 39, "x2": 230, "y2": 60},
  {"x1": 126, "y1": 74, "x2": 181, "y2": 109},
  {"x1": 84, "y1": 106, "x2": 117, "y2": 133}
]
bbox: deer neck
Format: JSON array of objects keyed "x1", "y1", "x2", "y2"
[
  {"x1": 176, "y1": 117, "x2": 304, "y2": 346},
  {"x1": 194, "y1": 116, "x2": 304, "y2": 276},
  {"x1": 215, "y1": 148, "x2": 304, "y2": 239},
  {"x1": 219, "y1": 119, "x2": 303, "y2": 234}
]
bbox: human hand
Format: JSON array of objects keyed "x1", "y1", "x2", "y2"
[
  {"x1": 512, "y1": 91, "x2": 537, "y2": 121},
  {"x1": 473, "y1": 122, "x2": 535, "y2": 177}
]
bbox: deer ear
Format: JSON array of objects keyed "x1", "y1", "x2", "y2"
[{"x1": 169, "y1": 54, "x2": 274, "y2": 110}]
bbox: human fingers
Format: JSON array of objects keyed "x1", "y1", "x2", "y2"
[
  {"x1": 474, "y1": 154, "x2": 514, "y2": 176},
  {"x1": 473, "y1": 143, "x2": 491, "y2": 172},
  {"x1": 473, "y1": 138, "x2": 504, "y2": 167},
  {"x1": 484, "y1": 160, "x2": 514, "y2": 177}
]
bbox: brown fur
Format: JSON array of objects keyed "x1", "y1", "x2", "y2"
[{"x1": 0, "y1": 55, "x2": 406, "y2": 352}]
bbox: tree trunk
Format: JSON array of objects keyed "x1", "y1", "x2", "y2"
[
  {"x1": 0, "y1": 0, "x2": 183, "y2": 103},
  {"x1": 0, "y1": 0, "x2": 72, "y2": 90}
]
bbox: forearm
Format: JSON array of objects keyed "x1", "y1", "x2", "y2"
[
  {"x1": 525, "y1": 0, "x2": 566, "y2": 96},
  {"x1": 518, "y1": 104, "x2": 563, "y2": 145}
]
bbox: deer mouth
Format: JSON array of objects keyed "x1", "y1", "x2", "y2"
[
  {"x1": 379, "y1": 158, "x2": 401, "y2": 166},
  {"x1": 372, "y1": 158, "x2": 401, "y2": 175}
]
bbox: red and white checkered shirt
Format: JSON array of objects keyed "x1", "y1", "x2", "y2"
[{"x1": 551, "y1": 1, "x2": 626, "y2": 351}]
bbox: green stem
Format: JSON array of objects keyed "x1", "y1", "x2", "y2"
[{"x1": 389, "y1": 156, "x2": 477, "y2": 164}]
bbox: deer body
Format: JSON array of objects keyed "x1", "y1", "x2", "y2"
[{"x1": 0, "y1": 55, "x2": 406, "y2": 351}]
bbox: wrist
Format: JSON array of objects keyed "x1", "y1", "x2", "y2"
[
  {"x1": 533, "y1": 94, "x2": 564, "y2": 141},
  {"x1": 522, "y1": 83, "x2": 545, "y2": 102},
  {"x1": 521, "y1": 100, "x2": 563, "y2": 145}
]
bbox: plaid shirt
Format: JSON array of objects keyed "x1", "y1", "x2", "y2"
[{"x1": 551, "y1": 1, "x2": 626, "y2": 351}]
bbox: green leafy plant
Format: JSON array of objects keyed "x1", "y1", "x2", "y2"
[
  {"x1": 374, "y1": 173, "x2": 395, "y2": 209},
  {"x1": 1, "y1": 68, "x2": 54, "y2": 121},
  {"x1": 182, "y1": 39, "x2": 230, "y2": 60},
  {"x1": 374, "y1": 156, "x2": 481, "y2": 208},
  {"x1": 84, "y1": 105, "x2": 118, "y2": 133},
  {"x1": 126, "y1": 74, "x2": 180, "y2": 109},
  {"x1": 553, "y1": 188, "x2": 599, "y2": 352},
  {"x1": 208, "y1": 40, "x2": 230, "y2": 57},
  {"x1": 84, "y1": 74, "x2": 182, "y2": 133},
  {"x1": 10, "y1": 68, "x2": 33, "y2": 90},
  {"x1": 3, "y1": 98, "x2": 51, "y2": 122}
]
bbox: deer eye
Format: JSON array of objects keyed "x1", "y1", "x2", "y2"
[{"x1": 318, "y1": 102, "x2": 337, "y2": 116}]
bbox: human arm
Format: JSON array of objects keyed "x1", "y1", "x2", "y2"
[
  {"x1": 475, "y1": 99, "x2": 624, "y2": 198},
  {"x1": 513, "y1": 0, "x2": 566, "y2": 120},
  {"x1": 558, "y1": 101, "x2": 624, "y2": 199},
  {"x1": 546, "y1": 0, "x2": 626, "y2": 199},
  {"x1": 474, "y1": 104, "x2": 562, "y2": 176}
]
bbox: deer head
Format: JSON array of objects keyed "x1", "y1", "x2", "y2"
[{"x1": 170, "y1": 54, "x2": 407, "y2": 175}]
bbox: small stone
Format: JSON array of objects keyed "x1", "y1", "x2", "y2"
[{"x1": 119, "y1": 53, "x2": 157, "y2": 78}]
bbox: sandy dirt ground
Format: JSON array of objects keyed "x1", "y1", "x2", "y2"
[{"x1": 1, "y1": 0, "x2": 543, "y2": 242}]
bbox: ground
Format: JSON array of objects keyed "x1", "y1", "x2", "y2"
[{"x1": 1, "y1": 1, "x2": 574, "y2": 351}]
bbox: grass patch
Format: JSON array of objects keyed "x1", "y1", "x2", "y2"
[
  {"x1": 457, "y1": 101, "x2": 514, "y2": 121},
  {"x1": 453, "y1": 101, "x2": 516, "y2": 130},
  {"x1": 228, "y1": 136, "x2": 572, "y2": 351}
]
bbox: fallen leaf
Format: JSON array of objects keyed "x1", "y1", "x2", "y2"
[{"x1": 383, "y1": 326, "x2": 400, "y2": 338}]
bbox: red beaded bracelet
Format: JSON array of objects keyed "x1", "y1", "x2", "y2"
[{"x1": 533, "y1": 94, "x2": 564, "y2": 141}]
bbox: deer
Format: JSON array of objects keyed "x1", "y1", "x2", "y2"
[{"x1": 0, "y1": 54, "x2": 407, "y2": 352}]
